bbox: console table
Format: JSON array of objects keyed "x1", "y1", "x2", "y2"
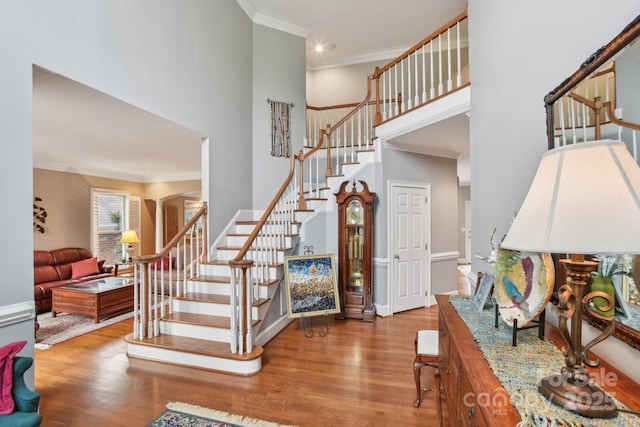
[{"x1": 435, "y1": 294, "x2": 640, "y2": 427}]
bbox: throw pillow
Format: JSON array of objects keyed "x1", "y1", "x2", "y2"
[
  {"x1": 151, "y1": 254, "x2": 171, "y2": 270},
  {"x1": 0, "y1": 340, "x2": 27, "y2": 415},
  {"x1": 71, "y1": 257, "x2": 100, "y2": 279}
]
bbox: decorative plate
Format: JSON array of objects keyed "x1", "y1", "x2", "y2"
[{"x1": 493, "y1": 249, "x2": 555, "y2": 327}]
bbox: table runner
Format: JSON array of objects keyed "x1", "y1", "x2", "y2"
[{"x1": 449, "y1": 296, "x2": 639, "y2": 427}]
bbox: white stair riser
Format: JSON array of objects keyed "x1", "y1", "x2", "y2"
[
  {"x1": 126, "y1": 343, "x2": 261, "y2": 375},
  {"x1": 226, "y1": 235, "x2": 294, "y2": 247},
  {"x1": 159, "y1": 321, "x2": 230, "y2": 342},
  {"x1": 173, "y1": 299, "x2": 230, "y2": 317},
  {"x1": 216, "y1": 249, "x2": 287, "y2": 264},
  {"x1": 185, "y1": 281, "x2": 231, "y2": 295},
  {"x1": 171, "y1": 299, "x2": 260, "y2": 318},
  {"x1": 234, "y1": 223, "x2": 299, "y2": 235},
  {"x1": 200, "y1": 264, "x2": 281, "y2": 281}
]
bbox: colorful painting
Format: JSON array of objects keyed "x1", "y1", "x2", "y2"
[
  {"x1": 284, "y1": 254, "x2": 340, "y2": 318},
  {"x1": 494, "y1": 249, "x2": 555, "y2": 327}
]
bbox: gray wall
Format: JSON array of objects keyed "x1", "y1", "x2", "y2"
[
  {"x1": 0, "y1": 0, "x2": 294, "y2": 372},
  {"x1": 252, "y1": 24, "x2": 306, "y2": 208},
  {"x1": 469, "y1": 0, "x2": 640, "y2": 276},
  {"x1": 381, "y1": 149, "x2": 458, "y2": 297},
  {"x1": 468, "y1": 0, "x2": 640, "y2": 381}
]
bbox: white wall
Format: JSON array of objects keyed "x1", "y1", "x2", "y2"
[
  {"x1": 252, "y1": 24, "x2": 306, "y2": 208},
  {"x1": 468, "y1": 0, "x2": 640, "y2": 381},
  {"x1": 306, "y1": 60, "x2": 387, "y2": 106}
]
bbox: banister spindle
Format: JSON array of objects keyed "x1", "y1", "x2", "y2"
[
  {"x1": 298, "y1": 150, "x2": 306, "y2": 211},
  {"x1": 447, "y1": 27, "x2": 452, "y2": 91},
  {"x1": 456, "y1": 21, "x2": 462, "y2": 87}
]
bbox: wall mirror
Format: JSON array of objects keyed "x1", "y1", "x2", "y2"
[{"x1": 545, "y1": 15, "x2": 640, "y2": 351}]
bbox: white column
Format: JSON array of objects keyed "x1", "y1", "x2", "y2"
[{"x1": 155, "y1": 199, "x2": 164, "y2": 253}]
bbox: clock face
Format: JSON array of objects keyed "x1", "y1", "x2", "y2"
[{"x1": 347, "y1": 200, "x2": 364, "y2": 224}]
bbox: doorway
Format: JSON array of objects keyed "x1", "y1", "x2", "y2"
[{"x1": 389, "y1": 181, "x2": 431, "y2": 313}]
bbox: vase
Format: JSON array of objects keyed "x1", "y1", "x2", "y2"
[{"x1": 591, "y1": 277, "x2": 615, "y2": 316}]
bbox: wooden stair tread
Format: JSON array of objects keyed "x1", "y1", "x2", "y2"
[
  {"x1": 163, "y1": 311, "x2": 231, "y2": 327},
  {"x1": 179, "y1": 292, "x2": 230, "y2": 304},
  {"x1": 178, "y1": 293, "x2": 271, "y2": 307},
  {"x1": 188, "y1": 274, "x2": 230, "y2": 283},
  {"x1": 162, "y1": 311, "x2": 261, "y2": 328},
  {"x1": 216, "y1": 245, "x2": 289, "y2": 252},
  {"x1": 125, "y1": 333, "x2": 263, "y2": 361}
]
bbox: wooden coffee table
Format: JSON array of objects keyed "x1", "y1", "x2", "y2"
[{"x1": 52, "y1": 277, "x2": 135, "y2": 323}]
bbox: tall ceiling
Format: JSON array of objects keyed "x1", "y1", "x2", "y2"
[{"x1": 33, "y1": 1, "x2": 467, "y2": 183}]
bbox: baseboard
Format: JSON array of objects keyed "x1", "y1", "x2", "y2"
[
  {"x1": 253, "y1": 314, "x2": 293, "y2": 346},
  {"x1": 0, "y1": 301, "x2": 36, "y2": 328}
]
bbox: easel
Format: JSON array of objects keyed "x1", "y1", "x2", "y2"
[
  {"x1": 494, "y1": 304, "x2": 546, "y2": 346},
  {"x1": 300, "y1": 313, "x2": 330, "y2": 338}
]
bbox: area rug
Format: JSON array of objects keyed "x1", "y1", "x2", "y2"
[
  {"x1": 35, "y1": 311, "x2": 133, "y2": 349},
  {"x1": 147, "y1": 402, "x2": 297, "y2": 427}
]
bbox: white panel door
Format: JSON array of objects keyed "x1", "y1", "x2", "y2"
[{"x1": 392, "y1": 183, "x2": 430, "y2": 313}]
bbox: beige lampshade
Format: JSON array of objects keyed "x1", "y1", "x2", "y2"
[
  {"x1": 501, "y1": 140, "x2": 640, "y2": 254},
  {"x1": 120, "y1": 230, "x2": 139, "y2": 244}
]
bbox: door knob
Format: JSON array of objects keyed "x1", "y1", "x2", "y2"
[{"x1": 394, "y1": 254, "x2": 400, "y2": 260}]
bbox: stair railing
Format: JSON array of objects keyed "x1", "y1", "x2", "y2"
[
  {"x1": 555, "y1": 92, "x2": 640, "y2": 161},
  {"x1": 228, "y1": 6, "x2": 470, "y2": 355},
  {"x1": 371, "y1": 7, "x2": 468, "y2": 126},
  {"x1": 130, "y1": 202, "x2": 208, "y2": 340},
  {"x1": 552, "y1": 64, "x2": 617, "y2": 145}
]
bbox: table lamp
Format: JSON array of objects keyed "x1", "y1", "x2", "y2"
[
  {"x1": 120, "y1": 230, "x2": 139, "y2": 262},
  {"x1": 501, "y1": 139, "x2": 640, "y2": 418}
]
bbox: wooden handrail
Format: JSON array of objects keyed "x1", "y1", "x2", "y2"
[
  {"x1": 233, "y1": 154, "x2": 297, "y2": 262},
  {"x1": 373, "y1": 7, "x2": 468, "y2": 76},
  {"x1": 605, "y1": 100, "x2": 640, "y2": 131},
  {"x1": 567, "y1": 93, "x2": 640, "y2": 139},
  {"x1": 133, "y1": 202, "x2": 208, "y2": 264}
]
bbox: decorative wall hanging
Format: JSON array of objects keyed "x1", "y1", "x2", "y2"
[
  {"x1": 268, "y1": 98, "x2": 293, "y2": 158},
  {"x1": 33, "y1": 196, "x2": 47, "y2": 233}
]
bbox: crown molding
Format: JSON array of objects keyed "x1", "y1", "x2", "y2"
[{"x1": 33, "y1": 159, "x2": 200, "y2": 183}]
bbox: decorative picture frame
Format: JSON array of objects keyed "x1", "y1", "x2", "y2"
[
  {"x1": 473, "y1": 271, "x2": 494, "y2": 311},
  {"x1": 284, "y1": 253, "x2": 340, "y2": 318}
]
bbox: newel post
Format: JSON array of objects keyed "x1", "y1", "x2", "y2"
[
  {"x1": 229, "y1": 259, "x2": 254, "y2": 354},
  {"x1": 373, "y1": 67, "x2": 382, "y2": 125},
  {"x1": 324, "y1": 125, "x2": 333, "y2": 178},
  {"x1": 297, "y1": 150, "x2": 306, "y2": 211}
]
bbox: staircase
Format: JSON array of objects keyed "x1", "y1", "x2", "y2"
[
  {"x1": 125, "y1": 7, "x2": 469, "y2": 375},
  {"x1": 125, "y1": 148, "x2": 377, "y2": 375}
]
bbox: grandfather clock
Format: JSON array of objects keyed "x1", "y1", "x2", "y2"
[{"x1": 335, "y1": 180, "x2": 376, "y2": 321}]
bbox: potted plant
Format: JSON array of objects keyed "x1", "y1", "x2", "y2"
[{"x1": 590, "y1": 254, "x2": 629, "y2": 316}]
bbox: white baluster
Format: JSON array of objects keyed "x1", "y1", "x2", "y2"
[
  {"x1": 430, "y1": 42, "x2": 435, "y2": 99},
  {"x1": 456, "y1": 21, "x2": 462, "y2": 87},
  {"x1": 570, "y1": 98, "x2": 577, "y2": 144},
  {"x1": 414, "y1": 50, "x2": 419, "y2": 107},
  {"x1": 447, "y1": 28, "x2": 452, "y2": 91},
  {"x1": 388, "y1": 68, "x2": 393, "y2": 119},
  {"x1": 422, "y1": 45, "x2": 427, "y2": 103},
  {"x1": 438, "y1": 34, "x2": 443, "y2": 96},
  {"x1": 394, "y1": 65, "x2": 399, "y2": 116}
]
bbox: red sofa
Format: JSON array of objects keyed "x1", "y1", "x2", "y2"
[{"x1": 33, "y1": 248, "x2": 113, "y2": 314}]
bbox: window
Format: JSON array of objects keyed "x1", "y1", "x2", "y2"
[{"x1": 91, "y1": 189, "x2": 140, "y2": 266}]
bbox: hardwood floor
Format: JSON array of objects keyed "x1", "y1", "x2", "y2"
[{"x1": 34, "y1": 270, "x2": 472, "y2": 427}]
